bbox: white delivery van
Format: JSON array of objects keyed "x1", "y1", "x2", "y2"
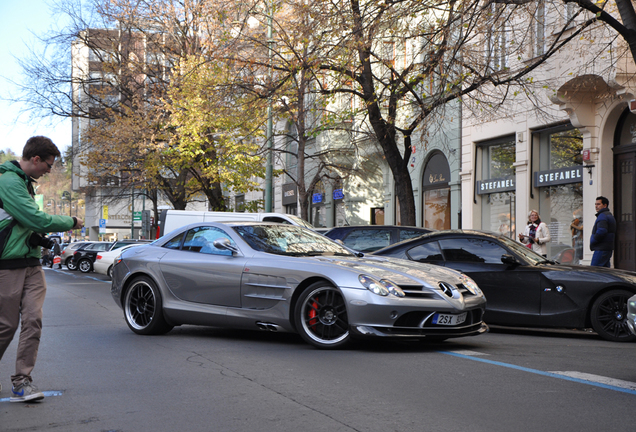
[{"x1": 158, "y1": 210, "x2": 315, "y2": 237}]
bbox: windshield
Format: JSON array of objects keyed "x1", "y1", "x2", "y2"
[
  {"x1": 498, "y1": 235, "x2": 550, "y2": 265},
  {"x1": 233, "y1": 224, "x2": 354, "y2": 257}
]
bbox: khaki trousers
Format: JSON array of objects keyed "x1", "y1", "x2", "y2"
[{"x1": 0, "y1": 266, "x2": 46, "y2": 386}]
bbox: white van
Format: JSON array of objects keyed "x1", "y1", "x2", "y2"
[{"x1": 158, "y1": 210, "x2": 314, "y2": 237}]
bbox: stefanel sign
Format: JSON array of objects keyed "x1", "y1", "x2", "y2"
[
  {"x1": 476, "y1": 177, "x2": 515, "y2": 195},
  {"x1": 534, "y1": 166, "x2": 583, "y2": 188}
]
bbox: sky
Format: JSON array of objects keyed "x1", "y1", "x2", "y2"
[{"x1": 0, "y1": 1, "x2": 71, "y2": 157}]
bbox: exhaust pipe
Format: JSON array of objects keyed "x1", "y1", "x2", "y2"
[{"x1": 256, "y1": 322, "x2": 281, "y2": 332}]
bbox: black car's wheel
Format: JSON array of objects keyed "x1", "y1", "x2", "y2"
[
  {"x1": 123, "y1": 276, "x2": 173, "y2": 335},
  {"x1": 590, "y1": 289, "x2": 636, "y2": 342},
  {"x1": 66, "y1": 258, "x2": 77, "y2": 271},
  {"x1": 294, "y1": 282, "x2": 351, "y2": 349},
  {"x1": 106, "y1": 265, "x2": 113, "y2": 280},
  {"x1": 78, "y1": 258, "x2": 92, "y2": 273}
]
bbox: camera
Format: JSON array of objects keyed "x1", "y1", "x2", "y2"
[{"x1": 29, "y1": 233, "x2": 56, "y2": 250}]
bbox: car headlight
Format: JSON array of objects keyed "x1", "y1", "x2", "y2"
[
  {"x1": 460, "y1": 274, "x2": 482, "y2": 295},
  {"x1": 358, "y1": 275, "x2": 405, "y2": 297}
]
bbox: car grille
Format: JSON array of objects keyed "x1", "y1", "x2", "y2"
[{"x1": 400, "y1": 283, "x2": 477, "y2": 298}]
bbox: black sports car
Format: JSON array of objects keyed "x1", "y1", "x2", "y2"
[{"x1": 373, "y1": 230, "x2": 636, "y2": 342}]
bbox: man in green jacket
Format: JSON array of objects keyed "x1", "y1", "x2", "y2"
[{"x1": 0, "y1": 136, "x2": 84, "y2": 402}]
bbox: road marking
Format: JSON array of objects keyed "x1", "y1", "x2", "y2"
[
  {"x1": 440, "y1": 351, "x2": 636, "y2": 395},
  {"x1": 449, "y1": 350, "x2": 489, "y2": 356},
  {"x1": 548, "y1": 371, "x2": 636, "y2": 391},
  {"x1": 0, "y1": 390, "x2": 63, "y2": 403}
]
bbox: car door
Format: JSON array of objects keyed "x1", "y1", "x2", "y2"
[
  {"x1": 436, "y1": 237, "x2": 542, "y2": 324},
  {"x1": 158, "y1": 226, "x2": 246, "y2": 307}
]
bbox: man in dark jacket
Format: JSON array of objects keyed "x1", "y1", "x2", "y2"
[
  {"x1": 590, "y1": 196, "x2": 616, "y2": 267},
  {"x1": 0, "y1": 136, "x2": 84, "y2": 402}
]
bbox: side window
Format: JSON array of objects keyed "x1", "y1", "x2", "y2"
[
  {"x1": 182, "y1": 227, "x2": 235, "y2": 255},
  {"x1": 163, "y1": 233, "x2": 184, "y2": 250},
  {"x1": 438, "y1": 238, "x2": 507, "y2": 264},
  {"x1": 343, "y1": 229, "x2": 392, "y2": 252},
  {"x1": 399, "y1": 229, "x2": 427, "y2": 241},
  {"x1": 406, "y1": 241, "x2": 444, "y2": 261}
]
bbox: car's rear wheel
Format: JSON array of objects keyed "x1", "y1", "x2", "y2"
[
  {"x1": 590, "y1": 289, "x2": 636, "y2": 342},
  {"x1": 66, "y1": 258, "x2": 77, "y2": 271},
  {"x1": 123, "y1": 276, "x2": 173, "y2": 335},
  {"x1": 106, "y1": 265, "x2": 113, "y2": 280},
  {"x1": 78, "y1": 258, "x2": 92, "y2": 273},
  {"x1": 294, "y1": 282, "x2": 351, "y2": 349}
]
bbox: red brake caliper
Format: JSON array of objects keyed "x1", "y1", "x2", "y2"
[{"x1": 308, "y1": 298, "x2": 319, "y2": 329}]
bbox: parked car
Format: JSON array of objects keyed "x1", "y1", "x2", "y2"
[
  {"x1": 94, "y1": 244, "x2": 145, "y2": 279},
  {"x1": 111, "y1": 222, "x2": 487, "y2": 349},
  {"x1": 323, "y1": 225, "x2": 431, "y2": 253},
  {"x1": 108, "y1": 239, "x2": 153, "y2": 251},
  {"x1": 372, "y1": 229, "x2": 636, "y2": 342},
  {"x1": 627, "y1": 294, "x2": 636, "y2": 336},
  {"x1": 71, "y1": 242, "x2": 113, "y2": 273},
  {"x1": 158, "y1": 209, "x2": 315, "y2": 237},
  {"x1": 60, "y1": 241, "x2": 93, "y2": 270}
]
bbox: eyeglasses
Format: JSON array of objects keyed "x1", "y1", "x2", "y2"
[{"x1": 38, "y1": 157, "x2": 53, "y2": 169}]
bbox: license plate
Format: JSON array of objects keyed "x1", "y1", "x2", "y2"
[{"x1": 432, "y1": 312, "x2": 467, "y2": 326}]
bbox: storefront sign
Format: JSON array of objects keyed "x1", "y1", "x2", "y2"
[
  {"x1": 534, "y1": 166, "x2": 583, "y2": 187},
  {"x1": 476, "y1": 177, "x2": 515, "y2": 195},
  {"x1": 423, "y1": 153, "x2": 451, "y2": 187},
  {"x1": 312, "y1": 193, "x2": 324, "y2": 204},
  {"x1": 282, "y1": 183, "x2": 297, "y2": 205},
  {"x1": 333, "y1": 188, "x2": 344, "y2": 200}
]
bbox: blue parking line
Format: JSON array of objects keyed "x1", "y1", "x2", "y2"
[
  {"x1": 0, "y1": 390, "x2": 63, "y2": 403},
  {"x1": 440, "y1": 351, "x2": 636, "y2": 395}
]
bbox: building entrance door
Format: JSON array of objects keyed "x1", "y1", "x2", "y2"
[{"x1": 614, "y1": 151, "x2": 635, "y2": 271}]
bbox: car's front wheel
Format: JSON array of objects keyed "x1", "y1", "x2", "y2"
[
  {"x1": 590, "y1": 289, "x2": 636, "y2": 342},
  {"x1": 123, "y1": 276, "x2": 173, "y2": 335},
  {"x1": 66, "y1": 258, "x2": 77, "y2": 271},
  {"x1": 294, "y1": 282, "x2": 351, "y2": 349},
  {"x1": 78, "y1": 258, "x2": 92, "y2": 273}
]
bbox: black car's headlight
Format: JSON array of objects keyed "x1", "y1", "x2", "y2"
[
  {"x1": 359, "y1": 275, "x2": 406, "y2": 297},
  {"x1": 460, "y1": 274, "x2": 482, "y2": 296}
]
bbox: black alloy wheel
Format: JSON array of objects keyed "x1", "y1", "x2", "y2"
[
  {"x1": 294, "y1": 282, "x2": 351, "y2": 349},
  {"x1": 123, "y1": 276, "x2": 173, "y2": 335},
  {"x1": 66, "y1": 258, "x2": 77, "y2": 271},
  {"x1": 590, "y1": 289, "x2": 636, "y2": 342},
  {"x1": 78, "y1": 258, "x2": 93, "y2": 273}
]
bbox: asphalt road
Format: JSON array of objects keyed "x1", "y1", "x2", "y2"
[{"x1": 1, "y1": 268, "x2": 635, "y2": 432}]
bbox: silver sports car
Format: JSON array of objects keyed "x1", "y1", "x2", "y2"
[{"x1": 111, "y1": 222, "x2": 488, "y2": 349}]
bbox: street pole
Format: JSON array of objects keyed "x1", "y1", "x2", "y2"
[
  {"x1": 264, "y1": 0, "x2": 274, "y2": 212},
  {"x1": 131, "y1": 188, "x2": 135, "y2": 239}
]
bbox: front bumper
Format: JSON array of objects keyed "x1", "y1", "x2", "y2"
[{"x1": 342, "y1": 286, "x2": 488, "y2": 340}]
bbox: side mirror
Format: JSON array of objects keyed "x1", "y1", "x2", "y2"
[
  {"x1": 501, "y1": 254, "x2": 518, "y2": 265},
  {"x1": 212, "y1": 238, "x2": 239, "y2": 254}
]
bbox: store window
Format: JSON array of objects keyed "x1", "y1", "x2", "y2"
[
  {"x1": 477, "y1": 136, "x2": 516, "y2": 238},
  {"x1": 422, "y1": 152, "x2": 451, "y2": 230},
  {"x1": 535, "y1": 126, "x2": 583, "y2": 262}
]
